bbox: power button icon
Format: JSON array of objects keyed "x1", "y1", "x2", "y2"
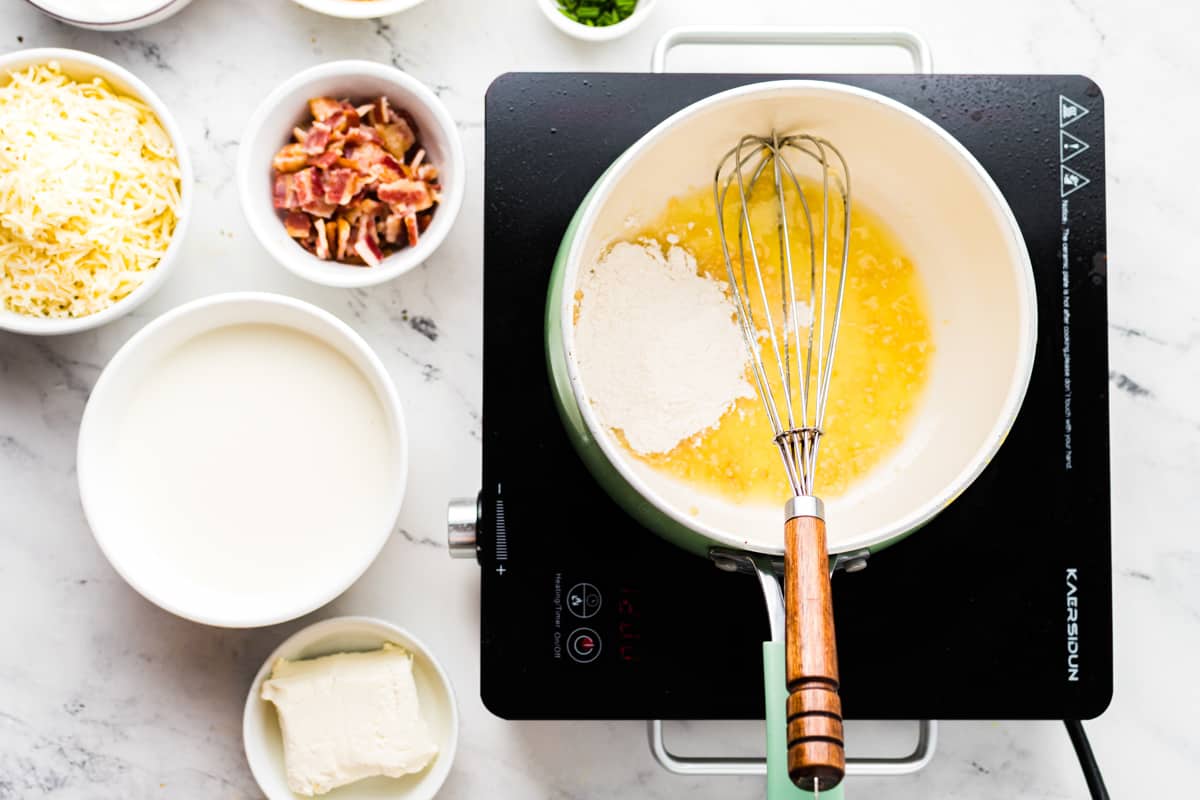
[
  {"x1": 567, "y1": 582, "x2": 602, "y2": 619},
  {"x1": 567, "y1": 628, "x2": 601, "y2": 663}
]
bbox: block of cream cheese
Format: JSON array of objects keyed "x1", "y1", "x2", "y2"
[{"x1": 261, "y1": 643, "x2": 439, "y2": 796}]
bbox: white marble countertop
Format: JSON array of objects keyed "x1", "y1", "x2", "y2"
[{"x1": 1, "y1": 0, "x2": 1197, "y2": 797}]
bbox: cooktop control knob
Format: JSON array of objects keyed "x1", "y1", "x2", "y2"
[{"x1": 447, "y1": 496, "x2": 479, "y2": 560}]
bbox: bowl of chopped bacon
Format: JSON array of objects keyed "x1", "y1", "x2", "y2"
[{"x1": 238, "y1": 61, "x2": 464, "y2": 288}]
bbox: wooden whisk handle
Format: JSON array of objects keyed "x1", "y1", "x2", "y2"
[{"x1": 785, "y1": 512, "x2": 845, "y2": 792}]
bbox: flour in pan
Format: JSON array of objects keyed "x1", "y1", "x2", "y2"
[{"x1": 574, "y1": 241, "x2": 753, "y2": 455}]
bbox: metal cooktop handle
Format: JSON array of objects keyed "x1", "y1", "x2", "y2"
[
  {"x1": 647, "y1": 719, "x2": 938, "y2": 778},
  {"x1": 650, "y1": 27, "x2": 934, "y2": 75}
]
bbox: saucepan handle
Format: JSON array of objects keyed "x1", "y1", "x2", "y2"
[
  {"x1": 764, "y1": 641, "x2": 845, "y2": 800},
  {"x1": 650, "y1": 27, "x2": 933, "y2": 74}
]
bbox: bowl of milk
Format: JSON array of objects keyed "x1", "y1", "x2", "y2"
[
  {"x1": 23, "y1": 0, "x2": 194, "y2": 30},
  {"x1": 77, "y1": 292, "x2": 408, "y2": 627}
]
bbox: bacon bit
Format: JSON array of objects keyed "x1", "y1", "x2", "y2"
[
  {"x1": 273, "y1": 143, "x2": 309, "y2": 173},
  {"x1": 302, "y1": 122, "x2": 332, "y2": 156},
  {"x1": 315, "y1": 218, "x2": 330, "y2": 259},
  {"x1": 293, "y1": 168, "x2": 320, "y2": 206},
  {"x1": 336, "y1": 218, "x2": 351, "y2": 261},
  {"x1": 344, "y1": 142, "x2": 389, "y2": 172},
  {"x1": 353, "y1": 217, "x2": 384, "y2": 267},
  {"x1": 325, "y1": 110, "x2": 350, "y2": 135},
  {"x1": 308, "y1": 149, "x2": 340, "y2": 169},
  {"x1": 355, "y1": 198, "x2": 383, "y2": 220},
  {"x1": 345, "y1": 126, "x2": 383, "y2": 146},
  {"x1": 302, "y1": 198, "x2": 338, "y2": 219},
  {"x1": 377, "y1": 118, "x2": 415, "y2": 159},
  {"x1": 309, "y1": 97, "x2": 342, "y2": 122},
  {"x1": 273, "y1": 174, "x2": 298, "y2": 210},
  {"x1": 323, "y1": 168, "x2": 359, "y2": 206},
  {"x1": 369, "y1": 156, "x2": 404, "y2": 185},
  {"x1": 378, "y1": 178, "x2": 433, "y2": 212},
  {"x1": 383, "y1": 214, "x2": 403, "y2": 244},
  {"x1": 272, "y1": 94, "x2": 441, "y2": 266},
  {"x1": 283, "y1": 212, "x2": 311, "y2": 238}
]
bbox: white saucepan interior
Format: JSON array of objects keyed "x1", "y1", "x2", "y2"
[{"x1": 561, "y1": 81, "x2": 1037, "y2": 555}]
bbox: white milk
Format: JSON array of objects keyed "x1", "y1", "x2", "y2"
[
  {"x1": 34, "y1": 0, "x2": 172, "y2": 22},
  {"x1": 106, "y1": 324, "x2": 397, "y2": 607}
]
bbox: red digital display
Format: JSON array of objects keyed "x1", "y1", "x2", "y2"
[{"x1": 617, "y1": 587, "x2": 641, "y2": 663}]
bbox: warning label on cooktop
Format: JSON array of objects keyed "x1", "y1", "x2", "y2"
[{"x1": 1057, "y1": 93, "x2": 1092, "y2": 471}]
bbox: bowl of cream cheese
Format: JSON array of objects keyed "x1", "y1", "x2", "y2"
[{"x1": 243, "y1": 616, "x2": 459, "y2": 800}]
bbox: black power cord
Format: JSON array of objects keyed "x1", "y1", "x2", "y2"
[{"x1": 1064, "y1": 719, "x2": 1110, "y2": 799}]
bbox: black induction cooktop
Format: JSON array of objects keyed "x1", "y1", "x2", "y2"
[{"x1": 472, "y1": 73, "x2": 1111, "y2": 721}]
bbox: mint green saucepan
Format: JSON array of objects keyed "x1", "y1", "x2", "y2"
[{"x1": 546, "y1": 80, "x2": 1037, "y2": 797}]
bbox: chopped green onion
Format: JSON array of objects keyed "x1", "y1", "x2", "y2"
[{"x1": 556, "y1": 0, "x2": 639, "y2": 27}]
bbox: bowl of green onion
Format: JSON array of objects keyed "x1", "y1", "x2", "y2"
[{"x1": 537, "y1": 0, "x2": 656, "y2": 42}]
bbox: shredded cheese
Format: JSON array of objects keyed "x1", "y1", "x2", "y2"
[{"x1": 0, "y1": 62, "x2": 181, "y2": 319}]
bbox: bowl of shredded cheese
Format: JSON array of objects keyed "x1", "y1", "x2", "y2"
[{"x1": 0, "y1": 49, "x2": 191, "y2": 336}]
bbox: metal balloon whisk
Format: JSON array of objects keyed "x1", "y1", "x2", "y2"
[
  {"x1": 713, "y1": 131, "x2": 851, "y2": 497},
  {"x1": 713, "y1": 131, "x2": 852, "y2": 793}
]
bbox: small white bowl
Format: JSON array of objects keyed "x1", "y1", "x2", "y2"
[
  {"x1": 77, "y1": 293, "x2": 408, "y2": 628},
  {"x1": 244, "y1": 617, "x2": 459, "y2": 800},
  {"x1": 22, "y1": 0, "x2": 193, "y2": 29},
  {"x1": 0, "y1": 48, "x2": 193, "y2": 336},
  {"x1": 536, "y1": 0, "x2": 657, "y2": 42},
  {"x1": 238, "y1": 61, "x2": 464, "y2": 289},
  {"x1": 288, "y1": 0, "x2": 429, "y2": 19}
]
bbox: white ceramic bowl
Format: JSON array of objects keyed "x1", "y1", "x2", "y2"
[
  {"x1": 288, "y1": 0, "x2": 428, "y2": 19},
  {"x1": 22, "y1": 0, "x2": 193, "y2": 29},
  {"x1": 0, "y1": 48, "x2": 193, "y2": 336},
  {"x1": 551, "y1": 80, "x2": 1038, "y2": 556},
  {"x1": 77, "y1": 293, "x2": 408, "y2": 627},
  {"x1": 536, "y1": 0, "x2": 657, "y2": 42},
  {"x1": 238, "y1": 61, "x2": 464, "y2": 289},
  {"x1": 244, "y1": 616, "x2": 459, "y2": 800}
]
